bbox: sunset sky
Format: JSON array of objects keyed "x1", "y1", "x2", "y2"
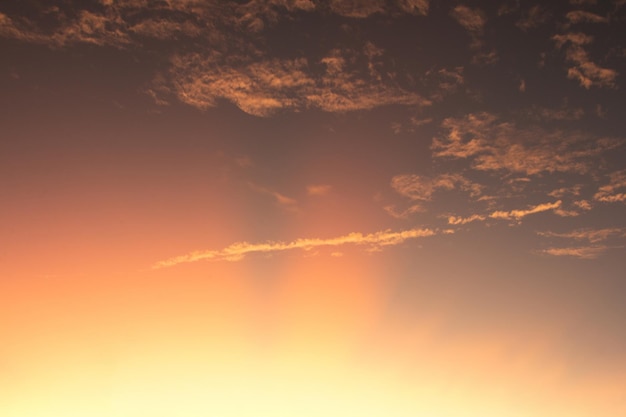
[{"x1": 1, "y1": 1, "x2": 626, "y2": 416}]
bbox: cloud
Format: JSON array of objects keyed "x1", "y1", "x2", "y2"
[
  {"x1": 153, "y1": 227, "x2": 437, "y2": 268},
  {"x1": 565, "y1": 10, "x2": 608, "y2": 24},
  {"x1": 446, "y1": 201, "x2": 563, "y2": 226},
  {"x1": 548, "y1": 185, "x2": 582, "y2": 198},
  {"x1": 307, "y1": 184, "x2": 333, "y2": 196},
  {"x1": 540, "y1": 246, "x2": 608, "y2": 259},
  {"x1": 391, "y1": 173, "x2": 481, "y2": 202},
  {"x1": 553, "y1": 32, "x2": 618, "y2": 89},
  {"x1": 326, "y1": 0, "x2": 430, "y2": 18},
  {"x1": 248, "y1": 182, "x2": 299, "y2": 211},
  {"x1": 516, "y1": 5, "x2": 551, "y2": 31},
  {"x1": 384, "y1": 204, "x2": 425, "y2": 219},
  {"x1": 329, "y1": 0, "x2": 385, "y2": 18},
  {"x1": 424, "y1": 66, "x2": 465, "y2": 101},
  {"x1": 594, "y1": 170, "x2": 626, "y2": 203},
  {"x1": 538, "y1": 228, "x2": 626, "y2": 243},
  {"x1": 397, "y1": 0, "x2": 430, "y2": 15},
  {"x1": 447, "y1": 214, "x2": 486, "y2": 225},
  {"x1": 524, "y1": 105, "x2": 585, "y2": 121},
  {"x1": 450, "y1": 5, "x2": 486, "y2": 36},
  {"x1": 489, "y1": 200, "x2": 562, "y2": 221},
  {"x1": 169, "y1": 49, "x2": 429, "y2": 116},
  {"x1": 432, "y1": 112, "x2": 621, "y2": 176}
]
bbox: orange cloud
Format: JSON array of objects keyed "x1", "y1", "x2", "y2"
[
  {"x1": 594, "y1": 170, "x2": 626, "y2": 203},
  {"x1": 489, "y1": 200, "x2": 562, "y2": 221},
  {"x1": 432, "y1": 112, "x2": 621, "y2": 175},
  {"x1": 540, "y1": 245, "x2": 609, "y2": 259},
  {"x1": 391, "y1": 173, "x2": 481, "y2": 202},
  {"x1": 153, "y1": 227, "x2": 437, "y2": 268},
  {"x1": 447, "y1": 214, "x2": 486, "y2": 225},
  {"x1": 538, "y1": 228, "x2": 625, "y2": 243},
  {"x1": 306, "y1": 184, "x2": 332, "y2": 196},
  {"x1": 553, "y1": 31, "x2": 618, "y2": 89}
]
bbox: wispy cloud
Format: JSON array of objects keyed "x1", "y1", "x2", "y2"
[
  {"x1": 565, "y1": 10, "x2": 608, "y2": 24},
  {"x1": 153, "y1": 227, "x2": 437, "y2": 268},
  {"x1": 329, "y1": 0, "x2": 385, "y2": 18},
  {"x1": 447, "y1": 201, "x2": 563, "y2": 225},
  {"x1": 537, "y1": 227, "x2": 625, "y2": 259},
  {"x1": 516, "y1": 5, "x2": 551, "y2": 31},
  {"x1": 248, "y1": 182, "x2": 298, "y2": 211},
  {"x1": 450, "y1": 5, "x2": 486, "y2": 37},
  {"x1": 538, "y1": 228, "x2": 626, "y2": 243},
  {"x1": 306, "y1": 184, "x2": 333, "y2": 196},
  {"x1": 432, "y1": 112, "x2": 620, "y2": 175},
  {"x1": 539, "y1": 245, "x2": 608, "y2": 259},
  {"x1": 489, "y1": 200, "x2": 562, "y2": 221},
  {"x1": 397, "y1": 0, "x2": 430, "y2": 15},
  {"x1": 447, "y1": 214, "x2": 486, "y2": 225},
  {"x1": 391, "y1": 173, "x2": 481, "y2": 202},
  {"x1": 594, "y1": 170, "x2": 626, "y2": 203},
  {"x1": 169, "y1": 49, "x2": 429, "y2": 116},
  {"x1": 553, "y1": 31, "x2": 618, "y2": 89}
]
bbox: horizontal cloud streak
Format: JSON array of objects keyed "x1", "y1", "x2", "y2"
[
  {"x1": 540, "y1": 245, "x2": 609, "y2": 259},
  {"x1": 153, "y1": 227, "x2": 437, "y2": 268},
  {"x1": 490, "y1": 200, "x2": 562, "y2": 221}
]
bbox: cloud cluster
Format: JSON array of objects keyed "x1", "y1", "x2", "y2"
[
  {"x1": 153, "y1": 227, "x2": 437, "y2": 268},
  {"x1": 432, "y1": 112, "x2": 620, "y2": 176},
  {"x1": 553, "y1": 31, "x2": 618, "y2": 89},
  {"x1": 169, "y1": 50, "x2": 429, "y2": 116}
]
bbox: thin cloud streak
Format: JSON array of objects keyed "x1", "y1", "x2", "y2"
[
  {"x1": 537, "y1": 228, "x2": 626, "y2": 243},
  {"x1": 490, "y1": 200, "x2": 562, "y2": 221},
  {"x1": 540, "y1": 245, "x2": 609, "y2": 259},
  {"x1": 153, "y1": 227, "x2": 437, "y2": 268},
  {"x1": 446, "y1": 201, "x2": 563, "y2": 225}
]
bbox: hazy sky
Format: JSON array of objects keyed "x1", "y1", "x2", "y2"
[{"x1": 1, "y1": 1, "x2": 626, "y2": 416}]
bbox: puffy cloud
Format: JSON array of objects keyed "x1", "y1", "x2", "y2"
[
  {"x1": 432, "y1": 112, "x2": 621, "y2": 176},
  {"x1": 153, "y1": 227, "x2": 437, "y2": 268}
]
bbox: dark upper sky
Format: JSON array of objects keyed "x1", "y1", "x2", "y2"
[{"x1": 1, "y1": 1, "x2": 626, "y2": 416}]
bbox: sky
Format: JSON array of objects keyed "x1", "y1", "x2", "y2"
[{"x1": 1, "y1": 0, "x2": 626, "y2": 416}]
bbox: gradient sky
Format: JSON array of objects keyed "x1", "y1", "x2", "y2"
[{"x1": 1, "y1": 1, "x2": 626, "y2": 416}]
